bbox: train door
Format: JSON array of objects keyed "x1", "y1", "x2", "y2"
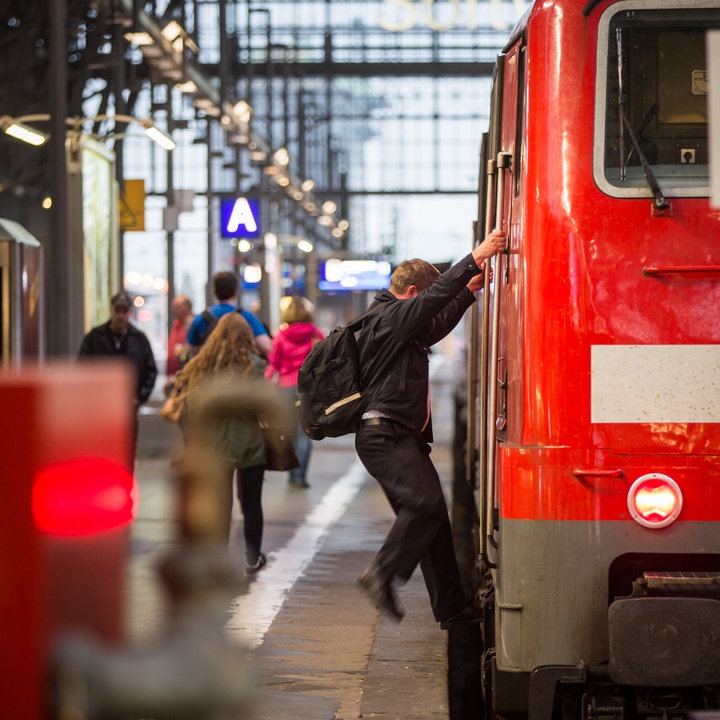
[{"x1": 476, "y1": 34, "x2": 525, "y2": 567}]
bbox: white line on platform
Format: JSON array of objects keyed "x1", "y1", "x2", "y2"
[{"x1": 225, "y1": 460, "x2": 367, "y2": 648}]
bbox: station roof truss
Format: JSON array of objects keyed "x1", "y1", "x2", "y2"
[{"x1": 0, "y1": 0, "x2": 515, "y2": 250}]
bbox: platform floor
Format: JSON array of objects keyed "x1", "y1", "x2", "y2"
[{"x1": 127, "y1": 358, "x2": 464, "y2": 719}]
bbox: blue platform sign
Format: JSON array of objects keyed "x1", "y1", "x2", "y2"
[{"x1": 220, "y1": 196, "x2": 261, "y2": 239}]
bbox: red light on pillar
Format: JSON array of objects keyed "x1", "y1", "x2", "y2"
[{"x1": 32, "y1": 457, "x2": 136, "y2": 536}]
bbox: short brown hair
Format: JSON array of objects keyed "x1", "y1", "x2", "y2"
[
  {"x1": 390, "y1": 259, "x2": 441, "y2": 295},
  {"x1": 213, "y1": 271, "x2": 238, "y2": 301}
]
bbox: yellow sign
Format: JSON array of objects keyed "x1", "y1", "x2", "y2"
[{"x1": 119, "y1": 179, "x2": 145, "y2": 231}]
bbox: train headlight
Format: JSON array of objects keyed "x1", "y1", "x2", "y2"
[{"x1": 627, "y1": 473, "x2": 682, "y2": 529}]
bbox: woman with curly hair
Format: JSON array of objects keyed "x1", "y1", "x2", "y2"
[{"x1": 178, "y1": 310, "x2": 269, "y2": 575}]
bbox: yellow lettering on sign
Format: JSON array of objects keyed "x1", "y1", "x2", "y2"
[
  {"x1": 379, "y1": 0, "x2": 416, "y2": 32},
  {"x1": 378, "y1": 0, "x2": 526, "y2": 33}
]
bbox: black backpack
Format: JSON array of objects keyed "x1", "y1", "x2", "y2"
[
  {"x1": 297, "y1": 308, "x2": 376, "y2": 441},
  {"x1": 198, "y1": 308, "x2": 219, "y2": 346}
]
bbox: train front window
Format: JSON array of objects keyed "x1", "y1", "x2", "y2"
[{"x1": 594, "y1": 5, "x2": 720, "y2": 199}]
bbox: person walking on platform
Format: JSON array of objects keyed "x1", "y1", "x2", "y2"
[
  {"x1": 78, "y1": 290, "x2": 157, "y2": 466},
  {"x1": 265, "y1": 296, "x2": 324, "y2": 488},
  {"x1": 178, "y1": 311, "x2": 269, "y2": 575},
  {"x1": 354, "y1": 230, "x2": 507, "y2": 625},
  {"x1": 185, "y1": 271, "x2": 272, "y2": 360},
  {"x1": 165, "y1": 293, "x2": 193, "y2": 396}
]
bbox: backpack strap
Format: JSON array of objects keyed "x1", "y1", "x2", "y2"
[{"x1": 351, "y1": 303, "x2": 412, "y2": 395}]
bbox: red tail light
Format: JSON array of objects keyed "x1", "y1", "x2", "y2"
[
  {"x1": 627, "y1": 473, "x2": 682, "y2": 529},
  {"x1": 32, "y1": 457, "x2": 136, "y2": 536}
]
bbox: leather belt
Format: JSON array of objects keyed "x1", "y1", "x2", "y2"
[{"x1": 361, "y1": 417, "x2": 395, "y2": 427}]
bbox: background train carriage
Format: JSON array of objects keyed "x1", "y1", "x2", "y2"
[{"x1": 459, "y1": 1, "x2": 720, "y2": 719}]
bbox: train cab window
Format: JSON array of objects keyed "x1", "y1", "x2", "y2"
[{"x1": 593, "y1": 5, "x2": 720, "y2": 199}]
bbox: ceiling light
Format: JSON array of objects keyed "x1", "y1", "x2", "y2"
[
  {"x1": 273, "y1": 147, "x2": 290, "y2": 167},
  {"x1": 124, "y1": 31, "x2": 154, "y2": 46},
  {"x1": 142, "y1": 123, "x2": 176, "y2": 150},
  {"x1": 175, "y1": 80, "x2": 197, "y2": 94},
  {"x1": 0, "y1": 117, "x2": 48, "y2": 146},
  {"x1": 233, "y1": 100, "x2": 253, "y2": 124}
]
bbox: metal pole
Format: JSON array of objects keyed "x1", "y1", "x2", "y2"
[{"x1": 48, "y1": 0, "x2": 70, "y2": 357}]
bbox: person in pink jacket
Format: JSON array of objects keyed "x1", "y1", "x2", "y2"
[{"x1": 265, "y1": 297, "x2": 325, "y2": 487}]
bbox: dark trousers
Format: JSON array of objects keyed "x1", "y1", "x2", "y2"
[
  {"x1": 355, "y1": 421, "x2": 467, "y2": 622},
  {"x1": 221, "y1": 464, "x2": 265, "y2": 564}
]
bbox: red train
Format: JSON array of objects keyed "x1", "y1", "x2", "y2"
[{"x1": 466, "y1": 2, "x2": 720, "y2": 719}]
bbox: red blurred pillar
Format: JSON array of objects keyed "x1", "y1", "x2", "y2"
[{"x1": 0, "y1": 363, "x2": 134, "y2": 719}]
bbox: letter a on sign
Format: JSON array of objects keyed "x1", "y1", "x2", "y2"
[{"x1": 227, "y1": 197, "x2": 258, "y2": 233}]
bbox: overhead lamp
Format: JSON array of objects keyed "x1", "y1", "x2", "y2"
[
  {"x1": 273, "y1": 147, "x2": 290, "y2": 167},
  {"x1": 141, "y1": 122, "x2": 176, "y2": 150},
  {"x1": 301, "y1": 179, "x2": 315, "y2": 193},
  {"x1": 297, "y1": 239, "x2": 314, "y2": 253},
  {"x1": 249, "y1": 149, "x2": 267, "y2": 163},
  {"x1": 322, "y1": 200, "x2": 337, "y2": 215},
  {"x1": 229, "y1": 132, "x2": 250, "y2": 145},
  {"x1": 175, "y1": 80, "x2": 197, "y2": 94},
  {"x1": 233, "y1": 100, "x2": 253, "y2": 124},
  {"x1": 161, "y1": 20, "x2": 183, "y2": 43},
  {"x1": 161, "y1": 20, "x2": 199, "y2": 55},
  {"x1": 124, "y1": 31, "x2": 154, "y2": 46},
  {"x1": 193, "y1": 97, "x2": 217, "y2": 112},
  {"x1": 338, "y1": 219, "x2": 350, "y2": 231},
  {"x1": 0, "y1": 116, "x2": 48, "y2": 146}
]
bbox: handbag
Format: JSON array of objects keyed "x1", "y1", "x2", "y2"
[
  {"x1": 160, "y1": 381, "x2": 186, "y2": 423},
  {"x1": 260, "y1": 419, "x2": 300, "y2": 471}
]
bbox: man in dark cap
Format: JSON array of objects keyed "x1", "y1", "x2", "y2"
[{"x1": 79, "y1": 290, "x2": 158, "y2": 464}]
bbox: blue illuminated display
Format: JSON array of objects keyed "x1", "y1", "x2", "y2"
[{"x1": 220, "y1": 196, "x2": 261, "y2": 239}]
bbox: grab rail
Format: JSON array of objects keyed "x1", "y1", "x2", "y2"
[{"x1": 485, "y1": 151, "x2": 512, "y2": 554}]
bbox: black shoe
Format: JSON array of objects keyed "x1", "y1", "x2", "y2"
[
  {"x1": 439, "y1": 605, "x2": 481, "y2": 630},
  {"x1": 357, "y1": 566, "x2": 404, "y2": 622},
  {"x1": 289, "y1": 478, "x2": 309, "y2": 488},
  {"x1": 245, "y1": 552, "x2": 267, "y2": 576}
]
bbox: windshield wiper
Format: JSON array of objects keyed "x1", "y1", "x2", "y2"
[
  {"x1": 616, "y1": 28, "x2": 668, "y2": 212},
  {"x1": 620, "y1": 105, "x2": 669, "y2": 212}
]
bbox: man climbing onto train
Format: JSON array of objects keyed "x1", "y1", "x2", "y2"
[{"x1": 354, "y1": 229, "x2": 507, "y2": 626}]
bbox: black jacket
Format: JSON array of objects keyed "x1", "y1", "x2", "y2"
[
  {"x1": 356, "y1": 253, "x2": 481, "y2": 440},
  {"x1": 79, "y1": 322, "x2": 158, "y2": 405}
]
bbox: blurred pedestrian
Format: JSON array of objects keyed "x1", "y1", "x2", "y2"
[
  {"x1": 165, "y1": 294, "x2": 193, "y2": 396},
  {"x1": 179, "y1": 311, "x2": 269, "y2": 575},
  {"x1": 185, "y1": 271, "x2": 272, "y2": 359},
  {"x1": 265, "y1": 296, "x2": 324, "y2": 488},
  {"x1": 78, "y1": 290, "x2": 157, "y2": 465}
]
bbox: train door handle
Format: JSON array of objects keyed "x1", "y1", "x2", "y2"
[{"x1": 572, "y1": 468, "x2": 625, "y2": 479}]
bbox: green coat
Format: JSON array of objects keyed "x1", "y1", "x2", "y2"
[{"x1": 184, "y1": 357, "x2": 268, "y2": 469}]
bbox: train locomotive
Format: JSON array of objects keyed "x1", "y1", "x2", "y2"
[{"x1": 465, "y1": 2, "x2": 720, "y2": 720}]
